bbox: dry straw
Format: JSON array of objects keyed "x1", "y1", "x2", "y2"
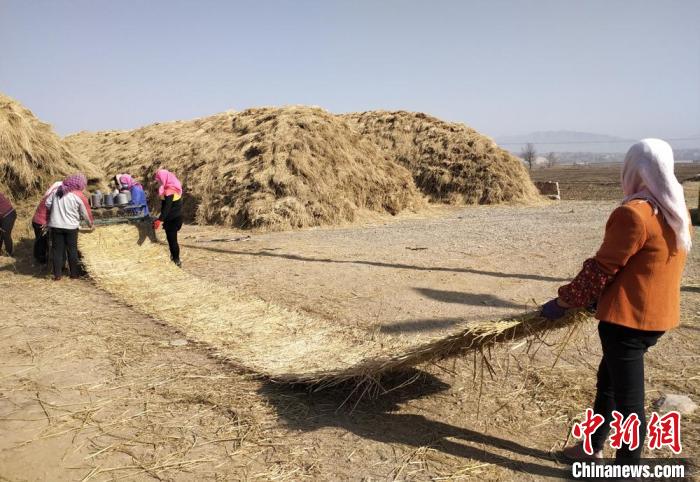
[
  {"x1": 66, "y1": 106, "x2": 540, "y2": 231},
  {"x1": 66, "y1": 107, "x2": 421, "y2": 230},
  {"x1": 79, "y1": 224, "x2": 589, "y2": 386},
  {"x1": 344, "y1": 111, "x2": 541, "y2": 205},
  {"x1": 0, "y1": 92, "x2": 102, "y2": 200}
]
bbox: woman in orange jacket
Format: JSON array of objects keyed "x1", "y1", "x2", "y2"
[{"x1": 541, "y1": 139, "x2": 692, "y2": 462}]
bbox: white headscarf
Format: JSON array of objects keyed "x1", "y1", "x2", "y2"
[{"x1": 622, "y1": 138, "x2": 691, "y2": 252}]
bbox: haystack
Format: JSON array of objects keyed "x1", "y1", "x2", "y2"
[
  {"x1": 66, "y1": 107, "x2": 421, "y2": 230},
  {"x1": 345, "y1": 111, "x2": 540, "y2": 204},
  {"x1": 67, "y1": 106, "x2": 542, "y2": 231},
  {"x1": 0, "y1": 92, "x2": 101, "y2": 200},
  {"x1": 79, "y1": 223, "x2": 589, "y2": 385}
]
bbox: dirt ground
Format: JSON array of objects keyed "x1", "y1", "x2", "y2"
[
  {"x1": 181, "y1": 202, "x2": 607, "y2": 337},
  {"x1": 1, "y1": 184, "x2": 699, "y2": 481}
]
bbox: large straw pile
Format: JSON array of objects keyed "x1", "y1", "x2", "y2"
[
  {"x1": 66, "y1": 106, "x2": 540, "y2": 230},
  {"x1": 0, "y1": 92, "x2": 101, "y2": 200},
  {"x1": 66, "y1": 107, "x2": 421, "y2": 229},
  {"x1": 345, "y1": 111, "x2": 540, "y2": 204},
  {"x1": 79, "y1": 223, "x2": 589, "y2": 385}
]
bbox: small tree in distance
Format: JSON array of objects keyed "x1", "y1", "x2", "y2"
[
  {"x1": 521, "y1": 143, "x2": 537, "y2": 170},
  {"x1": 546, "y1": 151, "x2": 558, "y2": 168}
]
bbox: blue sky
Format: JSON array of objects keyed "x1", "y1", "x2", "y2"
[{"x1": 1, "y1": 0, "x2": 698, "y2": 142}]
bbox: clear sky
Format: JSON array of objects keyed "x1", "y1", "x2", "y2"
[{"x1": 1, "y1": 0, "x2": 698, "y2": 142}]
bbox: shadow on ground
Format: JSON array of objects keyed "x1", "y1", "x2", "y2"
[
  {"x1": 377, "y1": 288, "x2": 528, "y2": 334},
  {"x1": 259, "y1": 369, "x2": 569, "y2": 479},
  {"x1": 414, "y1": 287, "x2": 530, "y2": 309},
  {"x1": 182, "y1": 243, "x2": 569, "y2": 283},
  {"x1": 0, "y1": 238, "x2": 52, "y2": 279}
]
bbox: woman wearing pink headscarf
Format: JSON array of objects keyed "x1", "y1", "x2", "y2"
[
  {"x1": 45, "y1": 173, "x2": 94, "y2": 280},
  {"x1": 118, "y1": 174, "x2": 150, "y2": 216},
  {"x1": 542, "y1": 139, "x2": 691, "y2": 462},
  {"x1": 152, "y1": 169, "x2": 183, "y2": 266}
]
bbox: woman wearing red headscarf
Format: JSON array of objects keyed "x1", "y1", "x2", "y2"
[{"x1": 153, "y1": 169, "x2": 183, "y2": 267}]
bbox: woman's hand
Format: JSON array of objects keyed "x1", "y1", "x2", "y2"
[{"x1": 541, "y1": 298, "x2": 569, "y2": 320}]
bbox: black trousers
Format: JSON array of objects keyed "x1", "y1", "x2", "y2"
[
  {"x1": 33, "y1": 222, "x2": 49, "y2": 264},
  {"x1": 0, "y1": 210, "x2": 17, "y2": 256},
  {"x1": 51, "y1": 228, "x2": 79, "y2": 278},
  {"x1": 590, "y1": 321, "x2": 663, "y2": 461},
  {"x1": 164, "y1": 217, "x2": 183, "y2": 262}
]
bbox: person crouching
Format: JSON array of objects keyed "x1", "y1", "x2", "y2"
[{"x1": 118, "y1": 174, "x2": 150, "y2": 216}]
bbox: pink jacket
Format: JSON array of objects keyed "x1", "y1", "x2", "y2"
[{"x1": 32, "y1": 193, "x2": 53, "y2": 225}]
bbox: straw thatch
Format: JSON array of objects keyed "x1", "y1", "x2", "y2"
[
  {"x1": 79, "y1": 223, "x2": 589, "y2": 385},
  {"x1": 0, "y1": 92, "x2": 102, "y2": 200},
  {"x1": 66, "y1": 107, "x2": 421, "y2": 230},
  {"x1": 345, "y1": 111, "x2": 540, "y2": 204}
]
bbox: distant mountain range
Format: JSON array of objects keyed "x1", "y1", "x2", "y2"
[{"x1": 496, "y1": 130, "x2": 700, "y2": 163}]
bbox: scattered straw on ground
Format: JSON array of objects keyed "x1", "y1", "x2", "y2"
[
  {"x1": 79, "y1": 223, "x2": 589, "y2": 385},
  {"x1": 0, "y1": 92, "x2": 102, "y2": 200}
]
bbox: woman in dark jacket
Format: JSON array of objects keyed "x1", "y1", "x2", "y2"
[{"x1": 152, "y1": 169, "x2": 183, "y2": 267}]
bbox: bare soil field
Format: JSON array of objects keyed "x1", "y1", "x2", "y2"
[
  {"x1": 1, "y1": 186, "x2": 698, "y2": 481},
  {"x1": 531, "y1": 163, "x2": 700, "y2": 201},
  {"x1": 180, "y1": 203, "x2": 604, "y2": 332}
]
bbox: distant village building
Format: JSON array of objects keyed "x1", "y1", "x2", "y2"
[
  {"x1": 515, "y1": 156, "x2": 552, "y2": 168},
  {"x1": 534, "y1": 156, "x2": 549, "y2": 167}
]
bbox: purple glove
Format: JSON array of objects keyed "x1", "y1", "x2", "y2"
[{"x1": 541, "y1": 298, "x2": 568, "y2": 320}]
